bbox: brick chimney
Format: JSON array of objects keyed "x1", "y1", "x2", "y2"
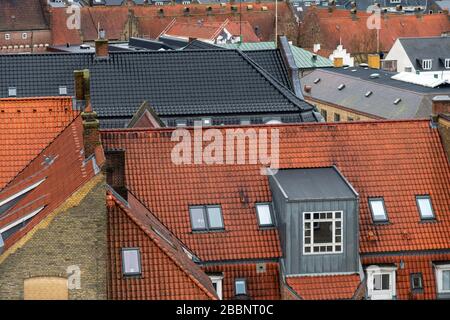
[
  {"x1": 432, "y1": 96, "x2": 450, "y2": 161},
  {"x1": 105, "y1": 150, "x2": 127, "y2": 201},
  {"x1": 74, "y1": 69, "x2": 91, "y2": 111},
  {"x1": 95, "y1": 29, "x2": 109, "y2": 59}
]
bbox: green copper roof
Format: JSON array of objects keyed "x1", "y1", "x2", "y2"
[{"x1": 220, "y1": 42, "x2": 334, "y2": 69}]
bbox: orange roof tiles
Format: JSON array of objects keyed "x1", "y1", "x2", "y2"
[
  {"x1": 301, "y1": 8, "x2": 450, "y2": 53},
  {"x1": 107, "y1": 192, "x2": 218, "y2": 300},
  {"x1": 0, "y1": 97, "x2": 79, "y2": 189},
  {"x1": 286, "y1": 274, "x2": 362, "y2": 299},
  {"x1": 163, "y1": 21, "x2": 226, "y2": 41},
  {"x1": 101, "y1": 120, "x2": 450, "y2": 260}
]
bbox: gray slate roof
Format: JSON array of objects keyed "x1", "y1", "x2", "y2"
[
  {"x1": 302, "y1": 66, "x2": 450, "y2": 119},
  {"x1": 398, "y1": 36, "x2": 450, "y2": 72},
  {"x1": 271, "y1": 167, "x2": 357, "y2": 201},
  {"x1": 0, "y1": 49, "x2": 317, "y2": 126}
]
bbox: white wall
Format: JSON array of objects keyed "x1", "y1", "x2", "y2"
[{"x1": 385, "y1": 39, "x2": 415, "y2": 73}]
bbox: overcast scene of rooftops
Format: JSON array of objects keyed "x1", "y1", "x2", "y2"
[{"x1": 0, "y1": 0, "x2": 449, "y2": 314}]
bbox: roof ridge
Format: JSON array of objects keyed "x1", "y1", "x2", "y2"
[
  {"x1": 108, "y1": 193, "x2": 217, "y2": 300},
  {"x1": 235, "y1": 50, "x2": 315, "y2": 114}
]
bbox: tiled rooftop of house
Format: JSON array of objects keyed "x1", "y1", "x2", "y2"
[
  {"x1": 101, "y1": 120, "x2": 450, "y2": 259},
  {"x1": 0, "y1": 97, "x2": 79, "y2": 189},
  {"x1": 286, "y1": 273, "x2": 362, "y2": 300},
  {"x1": 0, "y1": 0, "x2": 49, "y2": 31}
]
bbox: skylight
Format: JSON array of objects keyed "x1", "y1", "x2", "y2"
[
  {"x1": 256, "y1": 203, "x2": 273, "y2": 227},
  {"x1": 235, "y1": 279, "x2": 247, "y2": 296},
  {"x1": 8, "y1": 87, "x2": 16, "y2": 97},
  {"x1": 121, "y1": 248, "x2": 141, "y2": 276},
  {"x1": 189, "y1": 205, "x2": 224, "y2": 231},
  {"x1": 369, "y1": 198, "x2": 388, "y2": 222},
  {"x1": 59, "y1": 86, "x2": 67, "y2": 96},
  {"x1": 416, "y1": 195, "x2": 434, "y2": 220}
]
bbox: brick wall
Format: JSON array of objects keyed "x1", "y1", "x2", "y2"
[
  {"x1": 438, "y1": 116, "x2": 450, "y2": 162},
  {"x1": 305, "y1": 98, "x2": 377, "y2": 122},
  {"x1": 0, "y1": 175, "x2": 108, "y2": 300}
]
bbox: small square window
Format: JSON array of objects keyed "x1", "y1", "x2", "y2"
[
  {"x1": 256, "y1": 203, "x2": 273, "y2": 227},
  {"x1": 235, "y1": 278, "x2": 247, "y2": 296},
  {"x1": 334, "y1": 113, "x2": 340, "y2": 122},
  {"x1": 410, "y1": 273, "x2": 423, "y2": 291},
  {"x1": 121, "y1": 248, "x2": 141, "y2": 276},
  {"x1": 22, "y1": 33, "x2": 28, "y2": 40},
  {"x1": 416, "y1": 195, "x2": 434, "y2": 220},
  {"x1": 59, "y1": 86, "x2": 67, "y2": 95},
  {"x1": 4, "y1": 34, "x2": 10, "y2": 40},
  {"x1": 8, "y1": 87, "x2": 17, "y2": 97},
  {"x1": 369, "y1": 198, "x2": 388, "y2": 222}
]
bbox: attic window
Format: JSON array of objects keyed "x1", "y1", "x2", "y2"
[
  {"x1": 59, "y1": 86, "x2": 67, "y2": 96},
  {"x1": 303, "y1": 211, "x2": 343, "y2": 254},
  {"x1": 255, "y1": 203, "x2": 274, "y2": 227},
  {"x1": 422, "y1": 59, "x2": 432, "y2": 70},
  {"x1": 121, "y1": 248, "x2": 141, "y2": 276},
  {"x1": 394, "y1": 98, "x2": 401, "y2": 105},
  {"x1": 234, "y1": 278, "x2": 247, "y2": 296},
  {"x1": 313, "y1": 78, "x2": 321, "y2": 84},
  {"x1": 410, "y1": 273, "x2": 423, "y2": 291},
  {"x1": 445, "y1": 59, "x2": 450, "y2": 69},
  {"x1": 369, "y1": 198, "x2": 388, "y2": 222},
  {"x1": 416, "y1": 195, "x2": 434, "y2": 220},
  {"x1": 365, "y1": 91, "x2": 373, "y2": 97},
  {"x1": 189, "y1": 205, "x2": 224, "y2": 231},
  {"x1": 337, "y1": 84, "x2": 345, "y2": 90},
  {"x1": 8, "y1": 87, "x2": 17, "y2": 97}
]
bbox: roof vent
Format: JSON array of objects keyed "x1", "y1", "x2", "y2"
[
  {"x1": 359, "y1": 63, "x2": 369, "y2": 68},
  {"x1": 369, "y1": 73, "x2": 380, "y2": 79},
  {"x1": 365, "y1": 91, "x2": 373, "y2": 97},
  {"x1": 8, "y1": 87, "x2": 16, "y2": 97},
  {"x1": 338, "y1": 84, "x2": 346, "y2": 90},
  {"x1": 394, "y1": 98, "x2": 402, "y2": 105},
  {"x1": 59, "y1": 86, "x2": 67, "y2": 95},
  {"x1": 80, "y1": 44, "x2": 90, "y2": 50},
  {"x1": 351, "y1": 69, "x2": 357, "y2": 72},
  {"x1": 304, "y1": 85, "x2": 312, "y2": 93},
  {"x1": 313, "y1": 78, "x2": 321, "y2": 84}
]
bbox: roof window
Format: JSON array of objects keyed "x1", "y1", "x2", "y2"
[
  {"x1": 369, "y1": 197, "x2": 388, "y2": 222},
  {"x1": 255, "y1": 203, "x2": 274, "y2": 227},
  {"x1": 416, "y1": 195, "x2": 434, "y2": 220},
  {"x1": 234, "y1": 278, "x2": 247, "y2": 296},
  {"x1": 8, "y1": 87, "x2": 16, "y2": 97},
  {"x1": 121, "y1": 248, "x2": 142, "y2": 276},
  {"x1": 189, "y1": 205, "x2": 224, "y2": 231},
  {"x1": 59, "y1": 86, "x2": 67, "y2": 95}
]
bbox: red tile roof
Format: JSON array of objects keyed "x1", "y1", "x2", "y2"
[
  {"x1": 0, "y1": 0, "x2": 49, "y2": 32},
  {"x1": 300, "y1": 8, "x2": 450, "y2": 53},
  {"x1": 50, "y1": 3, "x2": 291, "y2": 45},
  {"x1": 107, "y1": 191, "x2": 218, "y2": 300},
  {"x1": 203, "y1": 262, "x2": 281, "y2": 300},
  {"x1": 0, "y1": 112, "x2": 99, "y2": 251},
  {"x1": 101, "y1": 120, "x2": 450, "y2": 260},
  {"x1": 286, "y1": 273, "x2": 362, "y2": 299},
  {"x1": 0, "y1": 97, "x2": 79, "y2": 189},
  {"x1": 362, "y1": 253, "x2": 450, "y2": 299}
]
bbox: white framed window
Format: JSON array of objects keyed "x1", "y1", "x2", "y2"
[
  {"x1": 366, "y1": 265, "x2": 396, "y2": 300},
  {"x1": 390, "y1": 0, "x2": 401, "y2": 3},
  {"x1": 189, "y1": 205, "x2": 224, "y2": 231},
  {"x1": 8, "y1": 87, "x2": 17, "y2": 97},
  {"x1": 202, "y1": 118, "x2": 212, "y2": 126},
  {"x1": 121, "y1": 248, "x2": 142, "y2": 276},
  {"x1": 58, "y1": 86, "x2": 67, "y2": 96},
  {"x1": 234, "y1": 278, "x2": 247, "y2": 296},
  {"x1": 369, "y1": 197, "x2": 388, "y2": 222},
  {"x1": 422, "y1": 59, "x2": 432, "y2": 70},
  {"x1": 416, "y1": 195, "x2": 435, "y2": 220},
  {"x1": 435, "y1": 264, "x2": 450, "y2": 294},
  {"x1": 209, "y1": 274, "x2": 223, "y2": 299},
  {"x1": 255, "y1": 203, "x2": 274, "y2": 227},
  {"x1": 4, "y1": 34, "x2": 10, "y2": 40},
  {"x1": 445, "y1": 59, "x2": 450, "y2": 69},
  {"x1": 21, "y1": 33, "x2": 28, "y2": 40},
  {"x1": 303, "y1": 211, "x2": 343, "y2": 255}
]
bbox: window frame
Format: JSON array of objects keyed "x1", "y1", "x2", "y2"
[
  {"x1": 21, "y1": 32, "x2": 28, "y2": 40},
  {"x1": 234, "y1": 278, "x2": 247, "y2": 296},
  {"x1": 209, "y1": 274, "x2": 224, "y2": 299},
  {"x1": 366, "y1": 266, "x2": 396, "y2": 300},
  {"x1": 369, "y1": 197, "x2": 389, "y2": 223},
  {"x1": 410, "y1": 273, "x2": 423, "y2": 292},
  {"x1": 416, "y1": 195, "x2": 435, "y2": 220},
  {"x1": 445, "y1": 59, "x2": 450, "y2": 69},
  {"x1": 189, "y1": 205, "x2": 224, "y2": 232},
  {"x1": 303, "y1": 211, "x2": 343, "y2": 255},
  {"x1": 334, "y1": 113, "x2": 341, "y2": 122},
  {"x1": 422, "y1": 59, "x2": 432, "y2": 70},
  {"x1": 435, "y1": 264, "x2": 450, "y2": 294},
  {"x1": 255, "y1": 203, "x2": 275, "y2": 228},
  {"x1": 121, "y1": 247, "x2": 142, "y2": 277},
  {"x1": 4, "y1": 33, "x2": 10, "y2": 41}
]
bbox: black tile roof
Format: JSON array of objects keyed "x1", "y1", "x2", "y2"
[
  {"x1": 0, "y1": 49, "x2": 317, "y2": 126},
  {"x1": 399, "y1": 36, "x2": 450, "y2": 72}
]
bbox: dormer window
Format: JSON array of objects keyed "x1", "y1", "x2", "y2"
[
  {"x1": 121, "y1": 248, "x2": 141, "y2": 276},
  {"x1": 189, "y1": 205, "x2": 224, "y2": 231},
  {"x1": 303, "y1": 211, "x2": 343, "y2": 254},
  {"x1": 435, "y1": 264, "x2": 450, "y2": 294},
  {"x1": 416, "y1": 195, "x2": 434, "y2": 220},
  {"x1": 445, "y1": 59, "x2": 450, "y2": 69},
  {"x1": 255, "y1": 203, "x2": 274, "y2": 227},
  {"x1": 422, "y1": 59, "x2": 432, "y2": 70},
  {"x1": 369, "y1": 198, "x2": 388, "y2": 222}
]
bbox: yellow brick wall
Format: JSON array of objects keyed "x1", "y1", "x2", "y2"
[
  {"x1": 24, "y1": 277, "x2": 68, "y2": 300},
  {"x1": 305, "y1": 98, "x2": 377, "y2": 122}
]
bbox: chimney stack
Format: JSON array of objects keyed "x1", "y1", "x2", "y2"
[
  {"x1": 95, "y1": 29, "x2": 109, "y2": 59},
  {"x1": 74, "y1": 69, "x2": 91, "y2": 111}
]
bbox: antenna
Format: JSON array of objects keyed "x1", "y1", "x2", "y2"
[{"x1": 275, "y1": 0, "x2": 278, "y2": 46}]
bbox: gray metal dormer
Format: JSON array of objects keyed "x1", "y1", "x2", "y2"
[{"x1": 269, "y1": 166, "x2": 360, "y2": 276}]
